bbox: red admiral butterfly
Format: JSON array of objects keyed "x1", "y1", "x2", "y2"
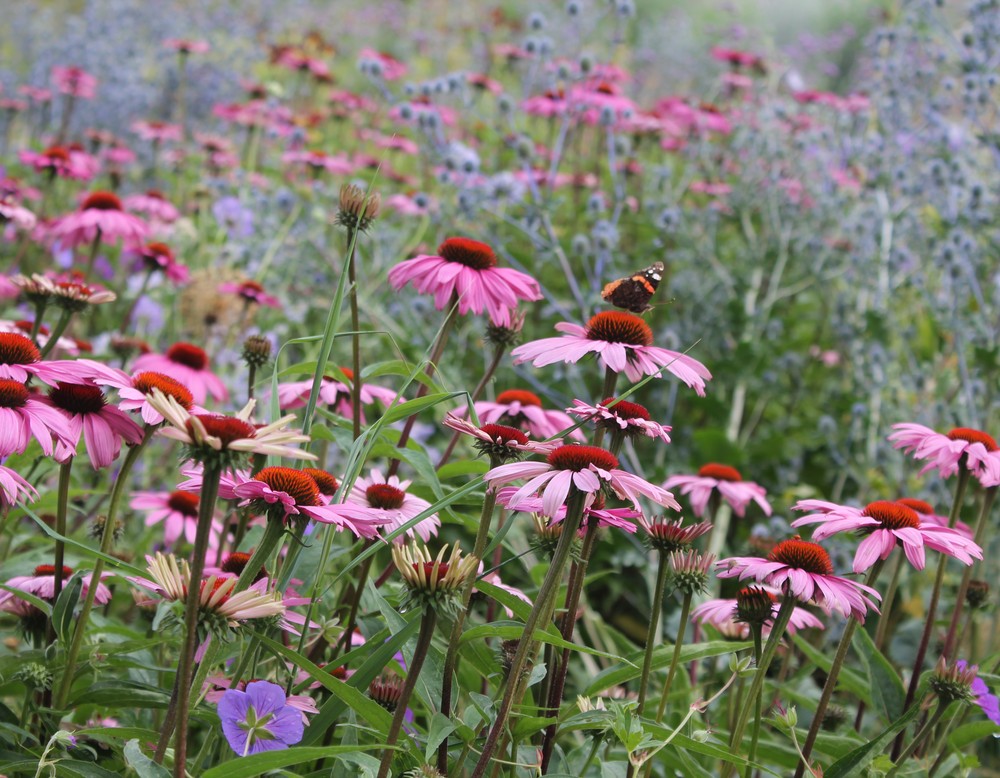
[{"x1": 601, "y1": 262, "x2": 664, "y2": 313}]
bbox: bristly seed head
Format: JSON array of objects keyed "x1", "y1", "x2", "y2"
[
  {"x1": 768, "y1": 537, "x2": 834, "y2": 575},
  {"x1": 862, "y1": 500, "x2": 921, "y2": 530},
  {"x1": 547, "y1": 445, "x2": 619, "y2": 472},
  {"x1": 496, "y1": 389, "x2": 542, "y2": 407},
  {"x1": 929, "y1": 657, "x2": 979, "y2": 705},
  {"x1": 48, "y1": 383, "x2": 106, "y2": 415},
  {"x1": 242, "y1": 335, "x2": 272, "y2": 368},
  {"x1": 895, "y1": 498, "x2": 934, "y2": 515},
  {"x1": 600, "y1": 397, "x2": 650, "y2": 421},
  {"x1": 438, "y1": 237, "x2": 497, "y2": 269},
  {"x1": 336, "y1": 183, "x2": 381, "y2": 232},
  {"x1": 166, "y1": 342, "x2": 209, "y2": 370},
  {"x1": 947, "y1": 427, "x2": 999, "y2": 452},
  {"x1": 698, "y1": 463, "x2": 742, "y2": 481},
  {"x1": 0, "y1": 332, "x2": 42, "y2": 366},
  {"x1": 220, "y1": 552, "x2": 267, "y2": 583},
  {"x1": 0, "y1": 379, "x2": 29, "y2": 408},
  {"x1": 133, "y1": 371, "x2": 194, "y2": 410},
  {"x1": 585, "y1": 311, "x2": 653, "y2": 346},
  {"x1": 81, "y1": 191, "x2": 123, "y2": 211},
  {"x1": 303, "y1": 468, "x2": 339, "y2": 496},
  {"x1": 668, "y1": 550, "x2": 714, "y2": 595},
  {"x1": 166, "y1": 491, "x2": 199, "y2": 516},
  {"x1": 253, "y1": 466, "x2": 321, "y2": 507},
  {"x1": 735, "y1": 586, "x2": 776, "y2": 626},
  {"x1": 365, "y1": 483, "x2": 406, "y2": 510}
]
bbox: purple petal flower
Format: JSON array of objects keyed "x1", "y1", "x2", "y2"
[{"x1": 219, "y1": 680, "x2": 304, "y2": 756}]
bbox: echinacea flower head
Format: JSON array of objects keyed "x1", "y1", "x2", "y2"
[
  {"x1": 888, "y1": 423, "x2": 1000, "y2": 486},
  {"x1": 791, "y1": 499, "x2": 983, "y2": 573},
  {"x1": 148, "y1": 391, "x2": 315, "y2": 468},
  {"x1": 692, "y1": 588, "x2": 824, "y2": 637},
  {"x1": 130, "y1": 490, "x2": 223, "y2": 548},
  {"x1": 930, "y1": 657, "x2": 982, "y2": 705},
  {"x1": 392, "y1": 543, "x2": 479, "y2": 616},
  {"x1": 340, "y1": 470, "x2": 440, "y2": 544},
  {"x1": 368, "y1": 675, "x2": 405, "y2": 712},
  {"x1": 132, "y1": 342, "x2": 228, "y2": 405},
  {"x1": 498, "y1": 488, "x2": 641, "y2": 535},
  {"x1": 488, "y1": 444, "x2": 680, "y2": 518},
  {"x1": 0, "y1": 465, "x2": 38, "y2": 509},
  {"x1": 0, "y1": 331, "x2": 98, "y2": 386},
  {"x1": 638, "y1": 516, "x2": 712, "y2": 553},
  {"x1": 512, "y1": 311, "x2": 712, "y2": 394},
  {"x1": 0, "y1": 565, "x2": 112, "y2": 610},
  {"x1": 0, "y1": 378, "x2": 76, "y2": 456},
  {"x1": 664, "y1": 463, "x2": 772, "y2": 518},
  {"x1": 336, "y1": 183, "x2": 381, "y2": 232},
  {"x1": 442, "y1": 412, "x2": 557, "y2": 463},
  {"x1": 567, "y1": 397, "x2": 671, "y2": 443},
  {"x1": 218, "y1": 280, "x2": 280, "y2": 308},
  {"x1": 0, "y1": 196, "x2": 36, "y2": 230},
  {"x1": 717, "y1": 537, "x2": 881, "y2": 622},
  {"x1": 232, "y1": 467, "x2": 384, "y2": 539},
  {"x1": 473, "y1": 389, "x2": 584, "y2": 441},
  {"x1": 387, "y1": 236, "x2": 541, "y2": 328},
  {"x1": 49, "y1": 191, "x2": 148, "y2": 248},
  {"x1": 219, "y1": 680, "x2": 304, "y2": 756},
  {"x1": 275, "y1": 370, "x2": 396, "y2": 424},
  {"x1": 668, "y1": 550, "x2": 715, "y2": 595},
  {"x1": 133, "y1": 242, "x2": 189, "y2": 284},
  {"x1": 18, "y1": 271, "x2": 117, "y2": 313},
  {"x1": 51, "y1": 66, "x2": 97, "y2": 98},
  {"x1": 45, "y1": 382, "x2": 144, "y2": 468}
]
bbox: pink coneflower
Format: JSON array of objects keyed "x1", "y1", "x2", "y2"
[
  {"x1": 512, "y1": 311, "x2": 711, "y2": 395},
  {"x1": 0, "y1": 196, "x2": 37, "y2": 230},
  {"x1": 487, "y1": 444, "x2": 679, "y2": 518},
  {"x1": 0, "y1": 331, "x2": 99, "y2": 385},
  {"x1": 338, "y1": 470, "x2": 440, "y2": 544},
  {"x1": 442, "y1": 414, "x2": 558, "y2": 460},
  {"x1": 790, "y1": 499, "x2": 982, "y2": 573},
  {"x1": 85, "y1": 365, "x2": 196, "y2": 425},
  {"x1": 130, "y1": 120, "x2": 183, "y2": 143},
  {"x1": 888, "y1": 424, "x2": 1000, "y2": 486},
  {"x1": 132, "y1": 342, "x2": 228, "y2": 405},
  {"x1": 895, "y1": 497, "x2": 973, "y2": 538},
  {"x1": 45, "y1": 382, "x2": 144, "y2": 468},
  {"x1": 664, "y1": 464, "x2": 771, "y2": 518},
  {"x1": 0, "y1": 378, "x2": 75, "y2": 456},
  {"x1": 18, "y1": 146, "x2": 99, "y2": 181},
  {"x1": 692, "y1": 589, "x2": 822, "y2": 637},
  {"x1": 717, "y1": 537, "x2": 881, "y2": 622},
  {"x1": 122, "y1": 190, "x2": 180, "y2": 223},
  {"x1": 164, "y1": 38, "x2": 211, "y2": 54},
  {"x1": 523, "y1": 88, "x2": 569, "y2": 118},
  {"x1": 13, "y1": 271, "x2": 116, "y2": 309},
  {"x1": 129, "y1": 241, "x2": 189, "y2": 284},
  {"x1": 567, "y1": 397, "x2": 671, "y2": 443},
  {"x1": 0, "y1": 565, "x2": 111, "y2": 612},
  {"x1": 51, "y1": 66, "x2": 97, "y2": 99},
  {"x1": 358, "y1": 49, "x2": 408, "y2": 80},
  {"x1": 637, "y1": 515, "x2": 713, "y2": 551},
  {"x1": 275, "y1": 369, "x2": 396, "y2": 423},
  {"x1": 497, "y1": 487, "x2": 641, "y2": 534},
  {"x1": 232, "y1": 467, "x2": 385, "y2": 539},
  {"x1": 0, "y1": 464, "x2": 38, "y2": 509},
  {"x1": 49, "y1": 191, "x2": 148, "y2": 249},
  {"x1": 388, "y1": 237, "x2": 541, "y2": 328},
  {"x1": 472, "y1": 389, "x2": 584, "y2": 442},
  {"x1": 130, "y1": 490, "x2": 223, "y2": 548},
  {"x1": 218, "y1": 280, "x2": 280, "y2": 308}
]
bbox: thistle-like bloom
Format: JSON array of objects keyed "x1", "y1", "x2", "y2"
[
  {"x1": 442, "y1": 413, "x2": 557, "y2": 462},
  {"x1": 664, "y1": 464, "x2": 771, "y2": 518},
  {"x1": 791, "y1": 499, "x2": 982, "y2": 573},
  {"x1": 487, "y1": 444, "x2": 680, "y2": 518},
  {"x1": 692, "y1": 587, "x2": 824, "y2": 637},
  {"x1": 338, "y1": 470, "x2": 440, "y2": 544},
  {"x1": 0, "y1": 465, "x2": 38, "y2": 509},
  {"x1": 473, "y1": 389, "x2": 584, "y2": 441},
  {"x1": 388, "y1": 237, "x2": 541, "y2": 328},
  {"x1": 148, "y1": 391, "x2": 315, "y2": 465},
  {"x1": 717, "y1": 537, "x2": 881, "y2": 622},
  {"x1": 336, "y1": 183, "x2": 381, "y2": 232},
  {"x1": 130, "y1": 490, "x2": 223, "y2": 548},
  {"x1": 511, "y1": 311, "x2": 711, "y2": 394},
  {"x1": 275, "y1": 370, "x2": 396, "y2": 424},
  {"x1": 219, "y1": 680, "x2": 304, "y2": 756},
  {"x1": 49, "y1": 191, "x2": 148, "y2": 248},
  {"x1": 888, "y1": 424, "x2": 1000, "y2": 486},
  {"x1": 45, "y1": 382, "x2": 144, "y2": 468},
  {"x1": 85, "y1": 365, "x2": 197, "y2": 426},
  {"x1": 567, "y1": 397, "x2": 671, "y2": 443},
  {"x1": 132, "y1": 342, "x2": 228, "y2": 405},
  {"x1": 392, "y1": 543, "x2": 479, "y2": 616},
  {"x1": 0, "y1": 331, "x2": 98, "y2": 385},
  {"x1": 0, "y1": 378, "x2": 75, "y2": 456},
  {"x1": 669, "y1": 550, "x2": 715, "y2": 595},
  {"x1": 638, "y1": 515, "x2": 713, "y2": 552},
  {"x1": 232, "y1": 467, "x2": 384, "y2": 539}
]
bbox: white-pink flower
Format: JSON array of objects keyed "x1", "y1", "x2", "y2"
[{"x1": 336, "y1": 469, "x2": 439, "y2": 544}]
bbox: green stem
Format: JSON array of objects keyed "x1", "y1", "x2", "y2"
[
  {"x1": 37, "y1": 309, "x2": 73, "y2": 359},
  {"x1": 653, "y1": 590, "x2": 693, "y2": 725},
  {"x1": 795, "y1": 559, "x2": 886, "y2": 778},
  {"x1": 887, "y1": 702, "x2": 947, "y2": 777},
  {"x1": 376, "y1": 607, "x2": 437, "y2": 778},
  {"x1": 235, "y1": 515, "x2": 286, "y2": 591},
  {"x1": 855, "y1": 551, "x2": 905, "y2": 729},
  {"x1": 438, "y1": 484, "x2": 498, "y2": 772},
  {"x1": 437, "y1": 343, "x2": 508, "y2": 469},
  {"x1": 55, "y1": 430, "x2": 152, "y2": 709},
  {"x1": 52, "y1": 461, "x2": 73, "y2": 612},
  {"x1": 119, "y1": 268, "x2": 154, "y2": 333},
  {"x1": 346, "y1": 225, "x2": 363, "y2": 442},
  {"x1": 592, "y1": 367, "x2": 619, "y2": 449},
  {"x1": 635, "y1": 552, "x2": 670, "y2": 717},
  {"x1": 744, "y1": 624, "x2": 765, "y2": 778},
  {"x1": 330, "y1": 540, "x2": 375, "y2": 662},
  {"x1": 29, "y1": 300, "x2": 47, "y2": 344},
  {"x1": 722, "y1": 596, "x2": 797, "y2": 778},
  {"x1": 469, "y1": 491, "x2": 587, "y2": 778}
]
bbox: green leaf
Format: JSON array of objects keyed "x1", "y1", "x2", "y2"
[
  {"x1": 123, "y1": 739, "x2": 171, "y2": 778},
  {"x1": 854, "y1": 625, "x2": 904, "y2": 722},
  {"x1": 791, "y1": 635, "x2": 871, "y2": 706},
  {"x1": 424, "y1": 713, "x2": 456, "y2": 762},
  {"x1": 52, "y1": 572, "x2": 83, "y2": 644},
  {"x1": 949, "y1": 719, "x2": 1000, "y2": 749},
  {"x1": 0, "y1": 583, "x2": 52, "y2": 616},
  {"x1": 200, "y1": 745, "x2": 385, "y2": 778},
  {"x1": 824, "y1": 703, "x2": 921, "y2": 778},
  {"x1": 586, "y1": 641, "x2": 752, "y2": 695},
  {"x1": 512, "y1": 715, "x2": 556, "y2": 741},
  {"x1": 460, "y1": 621, "x2": 628, "y2": 663}
]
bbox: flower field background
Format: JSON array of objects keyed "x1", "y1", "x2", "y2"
[{"x1": 0, "y1": 0, "x2": 998, "y2": 776}]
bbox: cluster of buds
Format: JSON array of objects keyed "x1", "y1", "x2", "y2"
[
  {"x1": 242, "y1": 335, "x2": 272, "y2": 369},
  {"x1": 391, "y1": 543, "x2": 478, "y2": 617}
]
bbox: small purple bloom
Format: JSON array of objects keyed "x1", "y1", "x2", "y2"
[
  {"x1": 218, "y1": 680, "x2": 304, "y2": 756},
  {"x1": 957, "y1": 661, "x2": 1000, "y2": 726},
  {"x1": 212, "y1": 197, "x2": 254, "y2": 239}
]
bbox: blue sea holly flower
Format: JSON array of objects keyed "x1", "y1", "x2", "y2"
[{"x1": 218, "y1": 680, "x2": 304, "y2": 756}]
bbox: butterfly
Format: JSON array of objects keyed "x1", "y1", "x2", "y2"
[{"x1": 600, "y1": 262, "x2": 664, "y2": 313}]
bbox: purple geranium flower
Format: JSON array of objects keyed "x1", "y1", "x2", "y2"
[{"x1": 218, "y1": 680, "x2": 304, "y2": 756}]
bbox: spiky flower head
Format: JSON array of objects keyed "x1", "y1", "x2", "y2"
[
  {"x1": 336, "y1": 184, "x2": 381, "y2": 232},
  {"x1": 484, "y1": 309, "x2": 526, "y2": 349},
  {"x1": 391, "y1": 543, "x2": 478, "y2": 617},
  {"x1": 368, "y1": 675, "x2": 404, "y2": 712},
  {"x1": 821, "y1": 705, "x2": 848, "y2": 731},
  {"x1": 639, "y1": 516, "x2": 712, "y2": 553},
  {"x1": 403, "y1": 766, "x2": 447, "y2": 778},
  {"x1": 668, "y1": 550, "x2": 715, "y2": 596},
  {"x1": 966, "y1": 580, "x2": 989, "y2": 609},
  {"x1": 929, "y1": 657, "x2": 979, "y2": 705},
  {"x1": 242, "y1": 335, "x2": 272, "y2": 369},
  {"x1": 734, "y1": 586, "x2": 775, "y2": 626},
  {"x1": 530, "y1": 513, "x2": 576, "y2": 558},
  {"x1": 13, "y1": 662, "x2": 53, "y2": 690}
]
